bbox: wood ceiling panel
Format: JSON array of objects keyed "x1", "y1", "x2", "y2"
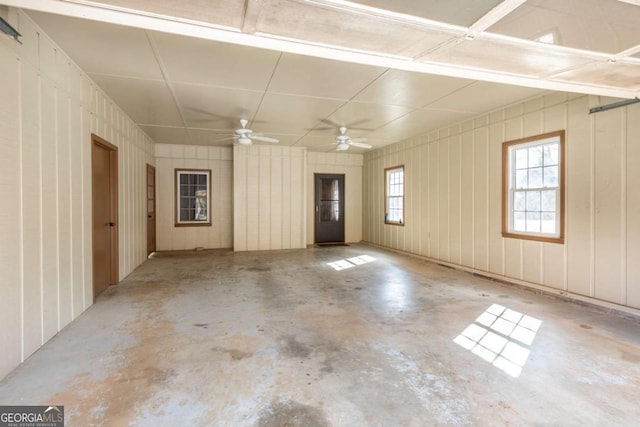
[
  {"x1": 425, "y1": 35, "x2": 596, "y2": 78},
  {"x1": 139, "y1": 125, "x2": 190, "y2": 145},
  {"x1": 365, "y1": 108, "x2": 475, "y2": 141},
  {"x1": 152, "y1": 32, "x2": 281, "y2": 90},
  {"x1": 90, "y1": 74, "x2": 183, "y2": 126},
  {"x1": 256, "y1": 0, "x2": 460, "y2": 58},
  {"x1": 268, "y1": 53, "x2": 386, "y2": 100},
  {"x1": 315, "y1": 102, "x2": 414, "y2": 137},
  {"x1": 87, "y1": 0, "x2": 245, "y2": 28},
  {"x1": 489, "y1": 0, "x2": 640, "y2": 54},
  {"x1": 173, "y1": 83, "x2": 264, "y2": 130},
  {"x1": 349, "y1": 0, "x2": 504, "y2": 27},
  {"x1": 28, "y1": 11, "x2": 163, "y2": 80},
  {"x1": 427, "y1": 81, "x2": 544, "y2": 114},
  {"x1": 353, "y1": 69, "x2": 474, "y2": 108},
  {"x1": 551, "y1": 60, "x2": 640, "y2": 92},
  {"x1": 251, "y1": 93, "x2": 345, "y2": 134}
]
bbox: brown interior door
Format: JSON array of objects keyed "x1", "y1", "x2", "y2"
[
  {"x1": 92, "y1": 136, "x2": 118, "y2": 299},
  {"x1": 147, "y1": 164, "x2": 156, "y2": 255}
]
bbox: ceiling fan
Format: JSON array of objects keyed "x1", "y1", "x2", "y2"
[
  {"x1": 220, "y1": 119, "x2": 279, "y2": 145},
  {"x1": 334, "y1": 126, "x2": 372, "y2": 151}
]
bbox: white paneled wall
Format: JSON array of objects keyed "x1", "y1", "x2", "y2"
[
  {"x1": 363, "y1": 93, "x2": 640, "y2": 311},
  {"x1": 155, "y1": 144, "x2": 233, "y2": 250},
  {"x1": 0, "y1": 9, "x2": 154, "y2": 380},
  {"x1": 307, "y1": 152, "x2": 363, "y2": 244},
  {"x1": 234, "y1": 145, "x2": 307, "y2": 251}
]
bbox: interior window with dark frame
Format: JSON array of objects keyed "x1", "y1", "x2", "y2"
[
  {"x1": 502, "y1": 131, "x2": 565, "y2": 243},
  {"x1": 385, "y1": 165, "x2": 404, "y2": 225},
  {"x1": 175, "y1": 169, "x2": 212, "y2": 227}
]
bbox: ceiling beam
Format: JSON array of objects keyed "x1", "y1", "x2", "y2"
[
  {"x1": 5, "y1": 0, "x2": 638, "y2": 99},
  {"x1": 241, "y1": 0, "x2": 265, "y2": 34},
  {"x1": 465, "y1": 0, "x2": 527, "y2": 39}
]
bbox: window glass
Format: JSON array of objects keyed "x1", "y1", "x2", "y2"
[
  {"x1": 175, "y1": 169, "x2": 211, "y2": 226},
  {"x1": 385, "y1": 166, "x2": 404, "y2": 225},
  {"x1": 502, "y1": 131, "x2": 564, "y2": 243}
]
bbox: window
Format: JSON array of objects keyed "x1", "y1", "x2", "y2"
[
  {"x1": 385, "y1": 165, "x2": 404, "y2": 225},
  {"x1": 502, "y1": 131, "x2": 565, "y2": 243},
  {"x1": 175, "y1": 169, "x2": 211, "y2": 227}
]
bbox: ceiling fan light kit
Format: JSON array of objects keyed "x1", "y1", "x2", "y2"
[
  {"x1": 231, "y1": 119, "x2": 279, "y2": 146},
  {"x1": 332, "y1": 126, "x2": 373, "y2": 151}
]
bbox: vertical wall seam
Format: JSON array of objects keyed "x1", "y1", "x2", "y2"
[
  {"x1": 590, "y1": 103, "x2": 596, "y2": 297},
  {"x1": 18, "y1": 58, "x2": 25, "y2": 362},
  {"x1": 485, "y1": 130, "x2": 490, "y2": 271},
  {"x1": 471, "y1": 131, "x2": 475, "y2": 269},
  {"x1": 501, "y1": 122, "x2": 506, "y2": 276},
  {"x1": 621, "y1": 107, "x2": 627, "y2": 305},
  {"x1": 38, "y1": 69, "x2": 45, "y2": 344},
  {"x1": 67, "y1": 95, "x2": 73, "y2": 319},
  {"x1": 563, "y1": 101, "x2": 569, "y2": 291}
]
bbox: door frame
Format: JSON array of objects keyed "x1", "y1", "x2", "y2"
[
  {"x1": 314, "y1": 173, "x2": 346, "y2": 244},
  {"x1": 146, "y1": 163, "x2": 156, "y2": 256},
  {"x1": 91, "y1": 134, "x2": 119, "y2": 299}
]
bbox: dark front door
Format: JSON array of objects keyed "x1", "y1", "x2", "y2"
[
  {"x1": 315, "y1": 174, "x2": 345, "y2": 243},
  {"x1": 147, "y1": 164, "x2": 156, "y2": 255}
]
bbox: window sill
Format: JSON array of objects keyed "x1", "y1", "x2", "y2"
[
  {"x1": 385, "y1": 221, "x2": 404, "y2": 227},
  {"x1": 175, "y1": 222, "x2": 212, "y2": 227},
  {"x1": 502, "y1": 231, "x2": 563, "y2": 244}
]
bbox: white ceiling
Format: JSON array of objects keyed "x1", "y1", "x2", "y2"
[{"x1": 11, "y1": 0, "x2": 640, "y2": 152}]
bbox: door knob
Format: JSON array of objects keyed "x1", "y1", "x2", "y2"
[{"x1": 108, "y1": 222, "x2": 115, "y2": 227}]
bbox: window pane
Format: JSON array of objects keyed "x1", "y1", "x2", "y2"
[
  {"x1": 528, "y1": 146, "x2": 543, "y2": 167},
  {"x1": 541, "y1": 190, "x2": 556, "y2": 212},
  {"x1": 198, "y1": 174, "x2": 207, "y2": 185},
  {"x1": 515, "y1": 148, "x2": 528, "y2": 169},
  {"x1": 542, "y1": 213, "x2": 556, "y2": 233},
  {"x1": 180, "y1": 174, "x2": 188, "y2": 184},
  {"x1": 543, "y1": 166, "x2": 558, "y2": 187},
  {"x1": 526, "y1": 212, "x2": 541, "y2": 232},
  {"x1": 514, "y1": 211, "x2": 526, "y2": 231},
  {"x1": 526, "y1": 191, "x2": 541, "y2": 211},
  {"x1": 515, "y1": 169, "x2": 528, "y2": 189},
  {"x1": 543, "y1": 144, "x2": 558, "y2": 166},
  {"x1": 514, "y1": 191, "x2": 526, "y2": 211},
  {"x1": 529, "y1": 167, "x2": 543, "y2": 188}
]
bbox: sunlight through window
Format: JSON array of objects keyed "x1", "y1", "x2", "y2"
[
  {"x1": 453, "y1": 304, "x2": 542, "y2": 378},
  {"x1": 327, "y1": 255, "x2": 376, "y2": 271}
]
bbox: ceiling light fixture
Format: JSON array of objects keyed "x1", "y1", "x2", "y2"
[
  {"x1": 336, "y1": 142, "x2": 350, "y2": 151},
  {"x1": 237, "y1": 137, "x2": 252, "y2": 145}
]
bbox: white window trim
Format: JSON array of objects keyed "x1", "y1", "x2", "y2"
[{"x1": 175, "y1": 169, "x2": 212, "y2": 227}]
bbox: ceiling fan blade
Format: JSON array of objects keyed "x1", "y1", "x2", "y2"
[
  {"x1": 215, "y1": 136, "x2": 237, "y2": 142},
  {"x1": 349, "y1": 141, "x2": 373, "y2": 149},
  {"x1": 250, "y1": 135, "x2": 279, "y2": 143},
  {"x1": 349, "y1": 137, "x2": 368, "y2": 143}
]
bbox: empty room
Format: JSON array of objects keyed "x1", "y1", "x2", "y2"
[{"x1": 0, "y1": 1, "x2": 639, "y2": 425}]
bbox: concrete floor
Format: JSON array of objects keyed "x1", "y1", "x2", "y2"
[{"x1": 1, "y1": 244, "x2": 639, "y2": 426}]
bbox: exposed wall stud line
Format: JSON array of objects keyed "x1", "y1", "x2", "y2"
[
  {"x1": 621, "y1": 107, "x2": 627, "y2": 305},
  {"x1": 17, "y1": 58, "x2": 25, "y2": 362},
  {"x1": 563, "y1": 102, "x2": 569, "y2": 292},
  {"x1": 589, "y1": 105, "x2": 596, "y2": 298}
]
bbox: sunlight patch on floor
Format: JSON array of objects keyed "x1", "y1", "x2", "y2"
[
  {"x1": 454, "y1": 303, "x2": 542, "y2": 377},
  {"x1": 328, "y1": 255, "x2": 376, "y2": 271}
]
